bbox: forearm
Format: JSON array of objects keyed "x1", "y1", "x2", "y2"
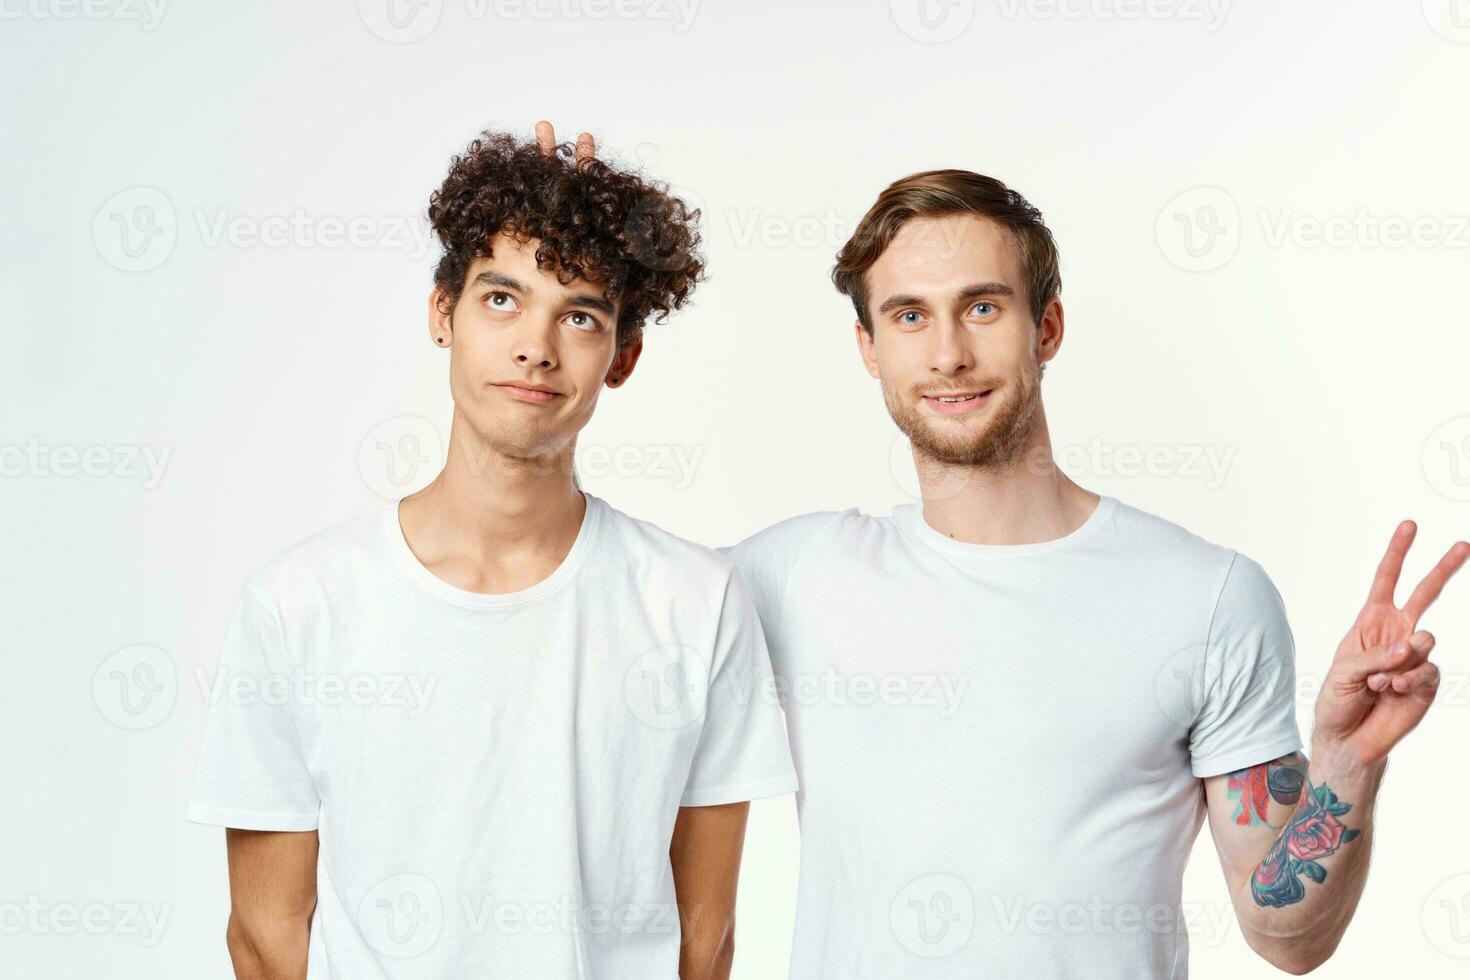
[
  {"x1": 1235, "y1": 741, "x2": 1388, "y2": 973},
  {"x1": 222, "y1": 828, "x2": 317, "y2": 980},
  {"x1": 668, "y1": 802, "x2": 747, "y2": 980},
  {"x1": 225, "y1": 910, "x2": 311, "y2": 980},
  {"x1": 676, "y1": 899, "x2": 736, "y2": 980}
]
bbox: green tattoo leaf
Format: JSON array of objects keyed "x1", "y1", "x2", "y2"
[{"x1": 1250, "y1": 777, "x2": 1361, "y2": 909}]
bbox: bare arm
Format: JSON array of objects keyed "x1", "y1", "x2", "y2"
[
  {"x1": 223, "y1": 828, "x2": 318, "y2": 980},
  {"x1": 1205, "y1": 523, "x2": 1466, "y2": 973},
  {"x1": 669, "y1": 802, "x2": 750, "y2": 980},
  {"x1": 1204, "y1": 746, "x2": 1386, "y2": 973}
]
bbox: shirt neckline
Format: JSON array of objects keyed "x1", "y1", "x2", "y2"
[
  {"x1": 891, "y1": 494, "x2": 1117, "y2": 560},
  {"x1": 384, "y1": 491, "x2": 603, "y2": 609}
]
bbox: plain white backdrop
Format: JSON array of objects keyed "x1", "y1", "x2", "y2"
[{"x1": 4, "y1": 1, "x2": 1470, "y2": 976}]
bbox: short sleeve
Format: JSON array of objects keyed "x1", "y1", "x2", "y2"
[
  {"x1": 679, "y1": 569, "x2": 798, "y2": 807},
  {"x1": 186, "y1": 581, "x2": 320, "y2": 830},
  {"x1": 1189, "y1": 553, "x2": 1304, "y2": 778},
  {"x1": 719, "y1": 510, "x2": 848, "y2": 654}
]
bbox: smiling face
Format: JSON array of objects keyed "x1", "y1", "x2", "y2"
[
  {"x1": 856, "y1": 213, "x2": 1062, "y2": 469},
  {"x1": 429, "y1": 231, "x2": 641, "y2": 462}
]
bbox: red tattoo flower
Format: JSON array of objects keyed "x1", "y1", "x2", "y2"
[
  {"x1": 1285, "y1": 810, "x2": 1346, "y2": 862},
  {"x1": 1228, "y1": 765, "x2": 1270, "y2": 825}
]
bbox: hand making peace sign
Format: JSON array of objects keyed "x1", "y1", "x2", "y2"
[{"x1": 1314, "y1": 522, "x2": 1470, "y2": 766}]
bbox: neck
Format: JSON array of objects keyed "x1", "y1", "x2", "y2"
[
  {"x1": 396, "y1": 409, "x2": 586, "y2": 591},
  {"x1": 915, "y1": 408, "x2": 1099, "y2": 546}
]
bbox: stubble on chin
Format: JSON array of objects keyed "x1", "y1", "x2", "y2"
[{"x1": 884, "y1": 362, "x2": 1042, "y2": 471}]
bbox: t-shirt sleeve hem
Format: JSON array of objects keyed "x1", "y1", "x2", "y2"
[
  {"x1": 1191, "y1": 732, "x2": 1304, "y2": 778},
  {"x1": 679, "y1": 769, "x2": 798, "y2": 807},
  {"x1": 186, "y1": 801, "x2": 320, "y2": 831}
]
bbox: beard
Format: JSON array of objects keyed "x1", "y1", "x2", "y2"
[{"x1": 883, "y1": 357, "x2": 1043, "y2": 470}]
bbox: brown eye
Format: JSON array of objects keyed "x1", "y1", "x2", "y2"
[{"x1": 565, "y1": 311, "x2": 602, "y2": 333}]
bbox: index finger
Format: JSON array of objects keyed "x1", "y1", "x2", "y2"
[
  {"x1": 575, "y1": 131, "x2": 596, "y2": 163},
  {"x1": 535, "y1": 120, "x2": 556, "y2": 156},
  {"x1": 1366, "y1": 520, "x2": 1417, "y2": 607},
  {"x1": 1404, "y1": 540, "x2": 1470, "y2": 624}
]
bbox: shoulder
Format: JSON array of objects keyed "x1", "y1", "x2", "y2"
[
  {"x1": 592, "y1": 495, "x2": 740, "y2": 588},
  {"x1": 1105, "y1": 497, "x2": 1286, "y2": 624},
  {"x1": 724, "y1": 508, "x2": 870, "y2": 565},
  {"x1": 1104, "y1": 497, "x2": 1245, "y2": 578},
  {"x1": 240, "y1": 504, "x2": 393, "y2": 609},
  {"x1": 718, "y1": 508, "x2": 881, "y2": 621}
]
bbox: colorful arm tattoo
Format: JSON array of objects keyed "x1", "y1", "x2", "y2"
[
  {"x1": 1225, "y1": 752, "x2": 1307, "y2": 828},
  {"x1": 1249, "y1": 779, "x2": 1362, "y2": 908}
]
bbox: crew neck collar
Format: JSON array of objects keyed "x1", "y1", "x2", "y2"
[
  {"x1": 891, "y1": 494, "x2": 1117, "y2": 560},
  {"x1": 385, "y1": 492, "x2": 603, "y2": 609}
]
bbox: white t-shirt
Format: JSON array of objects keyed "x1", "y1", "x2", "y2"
[
  {"x1": 188, "y1": 492, "x2": 797, "y2": 979},
  {"x1": 725, "y1": 495, "x2": 1302, "y2": 980}
]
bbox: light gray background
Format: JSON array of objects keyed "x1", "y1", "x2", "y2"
[{"x1": 4, "y1": 1, "x2": 1470, "y2": 976}]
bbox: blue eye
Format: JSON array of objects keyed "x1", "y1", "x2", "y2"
[
  {"x1": 899, "y1": 311, "x2": 924, "y2": 325},
  {"x1": 971, "y1": 302, "x2": 995, "y2": 316}
]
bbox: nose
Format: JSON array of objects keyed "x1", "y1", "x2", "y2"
[
  {"x1": 512, "y1": 319, "x2": 557, "y2": 371},
  {"x1": 929, "y1": 318, "x2": 971, "y2": 377}
]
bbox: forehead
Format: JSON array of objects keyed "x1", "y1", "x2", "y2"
[
  {"x1": 867, "y1": 213, "x2": 1021, "y2": 298},
  {"x1": 471, "y1": 231, "x2": 611, "y2": 299}
]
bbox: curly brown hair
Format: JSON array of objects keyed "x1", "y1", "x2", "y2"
[{"x1": 428, "y1": 131, "x2": 705, "y2": 348}]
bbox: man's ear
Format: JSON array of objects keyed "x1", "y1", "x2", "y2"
[
  {"x1": 427, "y1": 287, "x2": 454, "y2": 348},
  {"x1": 854, "y1": 320, "x2": 880, "y2": 379},
  {"x1": 606, "y1": 333, "x2": 644, "y2": 388},
  {"x1": 1037, "y1": 297, "x2": 1065, "y2": 368}
]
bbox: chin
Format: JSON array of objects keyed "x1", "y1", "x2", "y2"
[
  {"x1": 921, "y1": 430, "x2": 998, "y2": 463},
  {"x1": 909, "y1": 402, "x2": 1035, "y2": 469},
  {"x1": 463, "y1": 416, "x2": 555, "y2": 461}
]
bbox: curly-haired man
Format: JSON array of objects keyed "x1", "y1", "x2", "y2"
[{"x1": 188, "y1": 122, "x2": 796, "y2": 979}]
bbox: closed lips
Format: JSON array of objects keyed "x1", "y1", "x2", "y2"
[{"x1": 494, "y1": 382, "x2": 562, "y2": 403}]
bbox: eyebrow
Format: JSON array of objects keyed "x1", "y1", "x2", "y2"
[
  {"x1": 875, "y1": 281, "x2": 1016, "y2": 315},
  {"x1": 567, "y1": 291, "x2": 617, "y2": 316},
  {"x1": 470, "y1": 270, "x2": 617, "y2": 317},
  {"x1": 471, "y1": 270, "x2": 526, "y2": 293}
]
